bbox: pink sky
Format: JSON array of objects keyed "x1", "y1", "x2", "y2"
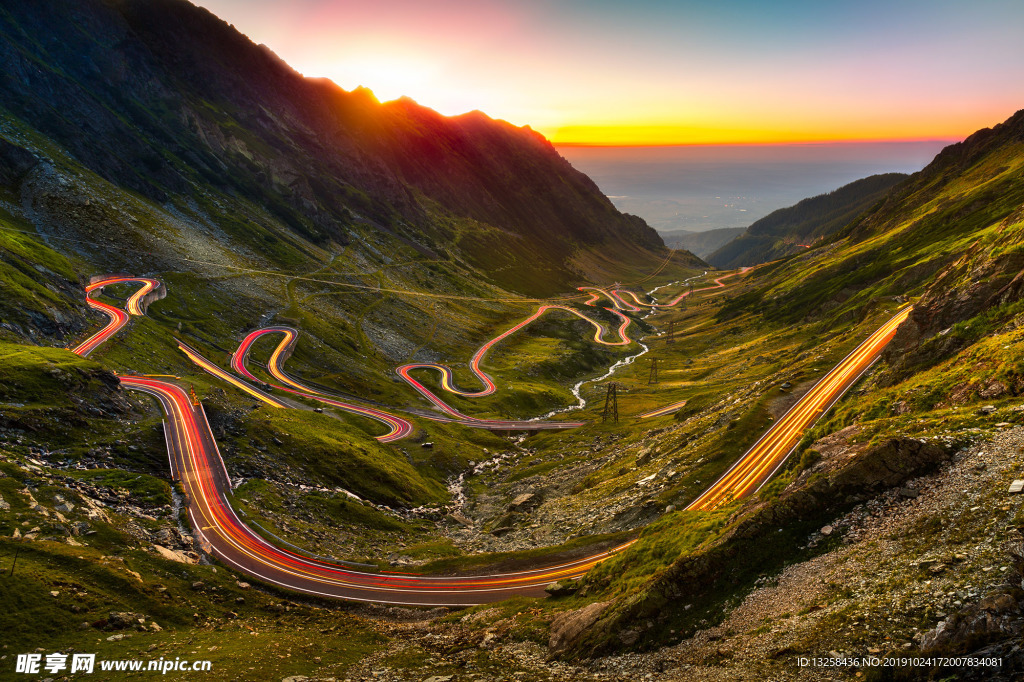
[{"x1": 194, "y1": 0, "x2": 1024, "y2": 145}]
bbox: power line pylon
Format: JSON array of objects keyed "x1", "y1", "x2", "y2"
[
  {"x1": 602, "y1": 383, "x2": 619, "y2": 423},
  {"x1": 666, "y1": 320, "x2": 675, "y2": 344},
  {"x1": 648, "y1": 358, "x2": 659, "y2": 385}
]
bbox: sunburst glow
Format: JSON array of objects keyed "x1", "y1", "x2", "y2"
[{"x1": 196, "y1": 0, "x2": 1024, "y2": 145}]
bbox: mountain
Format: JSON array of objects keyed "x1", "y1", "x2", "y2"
[
  {"x1": 657, "y1": 226, "x2": 745, "y2": 258},
  {"x1": 554, "y1": 109, "x2": 1024, "y2": 666},
  {"x1": 0, "y1": 0, "x2": 688, "y2": 298},
  {"x1": 706, "y1": 172, "x2": 908, "y2": 268},
  {"x1": 7, "y1": 1, "x2": 1024, "y2": 677}
]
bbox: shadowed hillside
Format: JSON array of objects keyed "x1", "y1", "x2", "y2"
[
  {"x1": 707, "y1": 172, "x2": 907, "y2": 268},
  {"x1": 5, "y1": 1, "x2": 1024, "y2": 679},
  {"x1": 0, "y1": 0, "x2": 692, "y2": 296}
]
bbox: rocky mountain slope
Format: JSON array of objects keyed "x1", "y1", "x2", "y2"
[
  {"x1": 707, "y1": 173, "x2": 907, "y2": 269},
  {"x1": 534, "y1": 108, "x2": 1024, "y2": 679}
]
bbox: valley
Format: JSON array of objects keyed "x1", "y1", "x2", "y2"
[
  {"x1": 3, "y1": 1, "x2": 1024, "y2": 680},
  {"x1": 52, "y1": 260, "x2": 910, "y2": 611}
]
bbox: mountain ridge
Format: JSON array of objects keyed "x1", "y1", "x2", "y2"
[
  {"x1": 0, "y1": 0, "x2": 682, "y2": 296},
  {"x1": 5, "y1": 2, "x2": 1024, "y2": 678},
  {"x1": 706, "y1": 172, "x2": 908, "y2": 268}
]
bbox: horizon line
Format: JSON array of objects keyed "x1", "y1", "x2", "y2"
[{"x1": 552, "y1": 137, "x2": 964, "y2": 149}]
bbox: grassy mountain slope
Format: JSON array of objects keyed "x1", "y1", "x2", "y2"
[
  {"x1": 707, "y1": 172, "x2": 908, "y2": 269},
  {"x1": 536, "y1": 110, "x2": 1024, "y2": 676},
  {"x1": 0, "y1": 3, "x2": 708, "y2": 673},
  {"x1": 4, "y1": 2, "x2": 1023, "y2": 679}
]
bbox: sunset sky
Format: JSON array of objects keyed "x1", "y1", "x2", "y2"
[{"x1": 194, "y1": 0, "x2": 1024, "y2": 145}]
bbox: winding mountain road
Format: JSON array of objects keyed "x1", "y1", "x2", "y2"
[
  {"x1": 224, "y1": 324, "x2": 587, "y2": 435},
  {"x1": 70, "y1": 276, "x2": 628, "y2": 604},
  {"x1": 579, "y1": 270, "x2": 743, "y2": 312},
  {"x1": 68, "y1": 272, "x2": 911, "y2": 605},
  {"x1": 232, "y1": 327, "x2": 414, "y2": 442},
  {"x1": 118, "y1": 375, "x2": 625, "y2": 605},
  {"x1": 71, "y1": 276, "x2": 161, "y2": 356},
  {"x1": 395, "y1": 304, "x2": 631, "y2": 423}
]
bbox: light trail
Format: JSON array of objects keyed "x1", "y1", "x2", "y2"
[
  {"x1": 121, "y1": 375, "x2": 634, "y2": 605},
  {"x1": 230, "y1": 326, "x2": 586, "y2": 435},
  {"x1": 177, "y1": 341, "x2": 289, "y2": 409},
  {"x1": 578, "y1": 270, "x2": 744, "y2": 312},
  {"x1": 0, "y1": 222, "x2": 690, "y2": 302},
  {"x1": 65, "y1": 269, "x2": 911, "y2": 605},
  {"x1": 637, "y1": 399, "x2": 689, "y2": 419},
  {"x1": 396, "y1": 304, "x2": 631, "y2": 420},
  {"x1": 231, "y1": 327, "x2": 414, "y2": 442},
  {"x1": 686, "y1": 305, "x2": 912, "y2": 511},
  {"x1": 70, "y1": 276, "x2": 160, "y2": 356},
  {"x1": 68, "y1": 278, "x2": 631, "y2": 604}
]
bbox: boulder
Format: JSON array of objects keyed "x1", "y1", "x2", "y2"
[
  {"x1": 544, "y1": 580, "x2": 579, "y2": 597},
  {"x1": 107, "y1": 611, "x2": 140, "y2": 630},
  {"x1": 508, "y1": 492, "x2": 540, "y2": 512},
  {"x1": 921, "y1": 591, "x2": 1023, "y2": 653},
  {"x1": 548, "y1": 601, "x2": 611, "y2": 654},
  {"x1": 153, "y1": 544, "x2": 198, "y2": 564}
]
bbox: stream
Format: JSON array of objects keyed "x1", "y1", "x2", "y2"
[
  {"x1": 444, "y1": 272, "x2": 709, "y2": 514},
  {"x1": 533, "y1": 271, "x2": 707, "y2": 420}
]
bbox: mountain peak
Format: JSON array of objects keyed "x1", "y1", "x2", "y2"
[{"x1": 0, "y1": 0, "x2": 681, "y2": 295}]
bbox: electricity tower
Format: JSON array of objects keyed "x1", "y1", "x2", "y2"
[
  {"x1": 648, "y1": 358, "x2": 659, "y2": 385},
  {"x1": 602, "y1": 383, "x2": 619, "y2": 423}
]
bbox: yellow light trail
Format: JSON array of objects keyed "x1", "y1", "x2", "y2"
[
  {"x1": 638, "y1": 399, "x2": 688, "y2": 419},
  {"x1": 687, "y1": 306, "x2": 912, "y2": 511},
  {"x1": 176, "y1": 342, "x2": 288, "y2": 409}
]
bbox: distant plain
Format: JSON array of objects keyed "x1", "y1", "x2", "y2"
[{"x1": 557, "y1": 141, "x2": 954, "y2": 233}]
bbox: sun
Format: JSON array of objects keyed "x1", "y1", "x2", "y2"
[
  {"x1": 327, "y1": 53, "x2": 437, "y2": 104},
  {"x1": 301, "y1": 47, "x2": 506, "y2": 118}
]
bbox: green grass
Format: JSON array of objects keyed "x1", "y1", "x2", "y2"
[
  {"x1": 6, "y1": 92, "x2": 1024, "y2": 676},
  {"x1": 0, "y1": 538, "x2": 386, "y2": 681},
  {"x1": 0, "y1": 342, "x2": 106, "y2": 407},
  {"x1": 0, "y1": 205, "x2": 84, "y2": 340},
  {"x1": 582, "y1": 507, "x2": 736, "y2": 596},
  {"x1": 221, "y1": 408, "x2": 447, "y2": 507},
  {"x1": 717, "y1": 140, "x2": 1024, "y2": 331},
  {"x1": 415, "y1": 530, "x2": 635, "y2": 576}
]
